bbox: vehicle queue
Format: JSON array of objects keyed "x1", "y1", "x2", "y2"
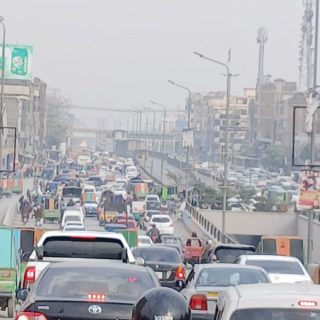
[{"x1": 1, "y1": 152, "x2": 320, "y2": 320}]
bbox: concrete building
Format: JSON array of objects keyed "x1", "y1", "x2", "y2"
[{"x1": 2, "y1": 78, "x2": 47, "y2": 167}]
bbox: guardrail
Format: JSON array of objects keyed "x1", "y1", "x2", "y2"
[{"x1": 185, "y1": 202, "x2": 238, "y2": 244}]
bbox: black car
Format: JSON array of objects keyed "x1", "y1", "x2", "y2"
[
  {"x1": 16, "y1": 261, "x2": 160, "y2": 320},
  {"x1": 132, "y1": 246, "x2": 186, "y2": 291},
  {"x1": 88, "y1": 176, "x2": 104, "y2": 187}
]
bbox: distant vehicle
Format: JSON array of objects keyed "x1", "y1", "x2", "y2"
[
  {"x1": 142, "y1": 210, "x2": 161, "y2": 230},
  {"x1": 256, "y1": 235, "x2": 304, "y2": 264},
  {"x1": 184, "y1": 237, "x2": 206, "y2": 265},
  {"x1": 147, "y1": 214, "x2": 174, "y2": 235},
  {"x1": 138, "y1": 235, "x2": 153, "y2": 246},
  {"x1": 61, "y1": 210, "x2": 84, "y2": 229},
  {"x1": 215, "y1": 283, "x2": 320, "y2": 320},
  {"x1": 88, "y1": 176, "x2": 104, "y2": 187},
  {"x1": 132, "y1": 246, "x2": 185, "y2": 290},
  {"x1": 17, "y1": 261, "x2": 160, "y2": 320},
  {"x1": 181, "y1": 264, "x2": 270, "y2": 320},
  {"x1": 234, "y1": 255, "x2": 312, "y2": 284},
  {"x1": 63, "y1": 222, "x2": 86, "y2": 231},
  {"x1": 126, "y1": 166, "x2": 139, "y2": 179},
  {"x1": 62, "y1": 186, "x2": 82, "y2": 204},
  {"x1": 145, "y1": 194, "x2": 161, "y2": 203},
  {"x1": 83, "y1": 201, "x2": 98, "y2": 217}
]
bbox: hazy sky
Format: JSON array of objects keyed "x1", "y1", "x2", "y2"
[{"x1": 3, "y1": 0, "x2": 303, "y2": 111}]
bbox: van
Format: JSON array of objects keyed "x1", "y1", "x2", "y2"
[
  {"x1": 214, "y1": 283, "x2": 320, "y2": 320},
  {"x1": 61, "y1": 210, "x2": 84, "y2": 229},
  {"x1": 256, "y1": 235, "x2": 304, "y2": 264}
]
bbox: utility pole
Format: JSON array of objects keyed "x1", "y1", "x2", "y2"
[
  {"x1": 0, "y1": 17, "x2": 6, "y2": 172},
  {"x1": 168, "y1": 80, "x2": 192, "y2": 199},
  {"x1": 194, "y1": 51, "x2": 235, "y2": 243}
]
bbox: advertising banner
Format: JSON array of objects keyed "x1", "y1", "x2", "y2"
[
  {"x1": 182, "y1": 128, "x2": 194, "y2": 148},
  {"x1": 0, "y1": 44, "x2": 33, "y2": 80},
  {"x1": 297, "y1": 170, "x2": 320, "y2": 210}
]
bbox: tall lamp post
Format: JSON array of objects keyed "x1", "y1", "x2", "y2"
[
  {"x1": 149, "y1": 100, "x2": 166, "y2": 182},
  {"x1": 194, "y1": 51, "x2": 234, "y2": 243},
  {"x1": 0, "y1": 17, "x2": 5, "y2": 171},
  {"x1": 167, "y1": 80, "x2": 192, "y2": 200}
]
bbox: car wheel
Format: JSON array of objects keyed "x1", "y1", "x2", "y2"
[{"x1": 7, "y1": 297, "x2": 15, "y2": 318}]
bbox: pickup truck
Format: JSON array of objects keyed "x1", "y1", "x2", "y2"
[
  {"x1": 22, "y1": 231, "x2": 135, "y2": 288},
  {"x1": 183, "y1": 237, "x2": 205, "y2": 265}
]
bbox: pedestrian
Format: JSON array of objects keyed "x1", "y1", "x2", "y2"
[{"x1": 34, "y1": 204, "x2": 44, "y2": 227}]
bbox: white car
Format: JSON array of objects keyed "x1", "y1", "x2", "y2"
[
  {"x1": 138, "y1": 235, "x2": 153, "y2": 247},
  {"x1": 63, "y1": 221, "x2": 86, "y2": 231},
  {"x1": 126, "y1": 166, "x2": 139, "y2": 179},
  {"x1": 61, "y1": 210, "x2": 84, "y2": 229},
  {"x1": 234, "y1": 255, "x2": 312, "y2": 284},
  {"x1": 147, "y1": 214, "x2": 174, "y2": 235},
  {"x1": 145, "y1": 194, "x2": 160, "y2": 203}
]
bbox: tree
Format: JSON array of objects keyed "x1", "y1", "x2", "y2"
[
  {"x1": 46, "y1": 91, "x2": 70, "y2": 148},
  {"x1": 261, "y1": 144, "x2": 285, "y2": 171}
]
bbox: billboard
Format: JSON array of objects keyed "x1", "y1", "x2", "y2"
[
  {"x1": 297, "y1": 170, "x2": 320, "y2": 210},
  {"x1": 0, "y1": 44, "x2": 33, "y2": 80}
]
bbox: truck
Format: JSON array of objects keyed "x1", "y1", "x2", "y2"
[{"x1": 22, "y1": 231, "x2": 135, "y2": 289}]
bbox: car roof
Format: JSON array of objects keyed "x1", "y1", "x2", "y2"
[
  {"x1": 239, "y1": 254, "x2": 300, "y2": 262},
  {"x1": 133, "y1": 246, "x2": 177, "y2": 253},
  {"x1": 49, "y1": 260, "x2": 148, "y2": 272},
  {"x1": 151, "y1": 214, "x2": 171, "y2": 219},
  {"x1": 215, "y1": 244, "x2": 256, "y2": 250},
  {"x1": 194, "y1": 263, "x2": 268, "y2": 273}
]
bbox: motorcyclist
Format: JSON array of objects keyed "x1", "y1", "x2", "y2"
[
  {"x1": 168, "y1": 197, "x2": 176, "y2": 216},
  {"x1": 132, "y1": 287, "x2": 190, "y2": 320},
  {"x1": 147, "y1": 224, "x2": 160, "y2": 243},
  {"x1": 66, "y1": 198, "x2": 75, "y2": 207}
]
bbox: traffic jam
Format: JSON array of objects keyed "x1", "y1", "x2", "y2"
[{"x1": 0, "y1": 151, "x2": 319, "y2": 320}]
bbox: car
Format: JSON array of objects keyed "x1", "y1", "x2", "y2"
[
  {"x1": 126, "y1": 166, "x2": 139, "y2": 179},
  {"x1": 22, "y1": 231, "x2": 136, "y2": 288},
  {"x1": 132, "y1": 246, "x2": 186, "y2": 290},
  {"x1": 180, "y1": 264, "x2": 270, "y2": 320},
  {"x1": 147, "y1": 214, "x2": 174, "y2": 235},
  {"x1": 142, "y1": 210, "x2": 161, "y2": 229},
  {"x1": 60, "y1": 210, "x2": 84, "y2": 229},
  {"x1": 83, "y1": 201, "x2": 98, "y2": 217},
  {"x1": 213, "y1": 244, "x2": 256, "y2": 263},
  {"x1": 16, "y1": 261, "x2": 160, "y2": 320},
  {"x1": 145, "y1": 194, "x2": 161, "y2": 203},
  {"x1": 234, "y1": 254, "x2": 312, "y2": 284},
  {"x1": 214, "y1": 283, "x2": 320, "y2": 320},
  {"x1": 63, "y1": 222, "x2": 86, "y2": 231},
  {"x1": 160, "y1": 235, "x2": 184, "y2": 249},
  {"x1": 113, "y1": 187, "x2": 128, "y2": 200},
  {"x1": 88, "y1": 175, "x2": 104, "y2": 187},
  {"x1": 156, "y1": 243, "x2": 184, "y2": 260},
  {"x1": 138, "y1": 235, "x2": 153, "y2": 246}
]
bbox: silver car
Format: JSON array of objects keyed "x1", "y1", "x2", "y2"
[{"x1": 180, "y1": 264, "x2": 270, "y2": 320}]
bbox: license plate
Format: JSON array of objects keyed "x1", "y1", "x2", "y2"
[
  {"x1": 155, "y1": 271, "x2": 170, "y2": 280},
  {"x1": 155, "y1": 272, "x2": 163, "y2": 279},
  {"x1": 207, "y1": 292, "x2": 219, "y2": 299}
]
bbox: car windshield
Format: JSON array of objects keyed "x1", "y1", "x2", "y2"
[
  {"x1": 132, "y1": 248, "x2": 180, "y2": 263},
  {"x1": 215, "y1": 248, "x2": 255, "y2": 263},
  {"x1": 36, "y1": 267, "x2": 155, "y2": 301},
  {"x1": 65, "y1": 215, "x2": 81, "y2": 223},
  {"x1": 196, "y1": 268, "x2": 268, "y2": 287},
  {"x1": 147, "y1": 197, "x2": 158, "y2": 202},
  {"x1": 246, "y1": 259, "x2": 305, "y2": 275},
  {"x1": 230, "y1": 309, "x2": 320, "y2": 320},
  {"x1": 152, "y1": 217, "x2": 170, "y2": 223}
]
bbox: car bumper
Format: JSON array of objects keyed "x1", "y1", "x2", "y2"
[
  {"x1": 191, "y1": 313, "x2": 212, "y2": 320},
  {"x1": 159, "y1": 227, "x2": 174, "y2": 235}
]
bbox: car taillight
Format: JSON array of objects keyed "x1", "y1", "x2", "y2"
[
  {"x1": 16, "y1": 312, "x2": 48, "y2": 320},
  {"x1": 175, "y1": 265, "x2": 185, "y2": 280},
  {"x1": 23, "y1": 266, "x2": 35, "y2": 288},
  {"x1": 189, "y1": 294, "x2": 208, "y2": 311}
]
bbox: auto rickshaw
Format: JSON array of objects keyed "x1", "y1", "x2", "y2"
[
  {"x1": 132, "y1": 201, "x2": 145, "y2": 228},
  {"x1": 0, "y1": 227, "x2": 19, "y2": 317},
  {"x1": 98, "y1": 190, "x2": 125, "y2": 226},
  {"x1": 161, "y1": 185, "x2": 178, "y2": 201},
  {"x1": 115, "y1": 227, "x2": 138, "y2": 248},
  {"x1": 43, "y1": 196, "x2": 60, "y2": 223}
]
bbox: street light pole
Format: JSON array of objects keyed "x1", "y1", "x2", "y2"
[
  {"x1": 0, "y1": 17, "x2": 6, "y2": 171},
  {"x1": 168, "y1": 80, "x2": 192, "y2": 200},
  {"x1": 194, "y1": 51, "x2": 232, "y2": 243},
  {"x1": 150, "y1": 100, "x2": 166, "y2": 182}
]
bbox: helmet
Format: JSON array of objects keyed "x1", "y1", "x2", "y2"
[{"x1": 133, "y1": 287, "x2": 190, "y2": 320}]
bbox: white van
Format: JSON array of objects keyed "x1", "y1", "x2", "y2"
[
  {"x1": 214, "y1": 283, "x2": 320, "y2": 320},
  {"x1": 61, "y1": 210, "x2": 84, "y2": 229}
]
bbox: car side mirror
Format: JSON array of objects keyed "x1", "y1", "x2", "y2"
[
  {"x1": 35, "y1": 246, "x2": 44, "y2": 260},
  {"x1": 122, "y1": 248, "x2": 128, "y2": 263},
  {"x1": 136, "y1": 257, "x2": 146, "y2": 266},
  {"x1": 22, "y1": 251, "x2": 32, "y2": 262},
  {"x1": 16, "y1": 288, "x2": 29, "y2": 301}
]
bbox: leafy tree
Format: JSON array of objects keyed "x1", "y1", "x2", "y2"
[{"x1": 261, "y1": 144, "x2": 285, "y2": 171}]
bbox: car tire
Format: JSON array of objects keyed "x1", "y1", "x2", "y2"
[{"x1": 7, "y1": 297, "x2": 15, "y2": 318}]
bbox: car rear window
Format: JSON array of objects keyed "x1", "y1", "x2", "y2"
[
  {"x1": 196, "y1": 268, "x2": 269, "y2": 287},
  {"x1": 37, "y1": 267, "x2": 156, "y2": 301},
  {"x1": 246, "y1": 259, "x2": 305, "y2": 275},
  {"x1": 42, "y1": 236, "x2": 125, "y2": 259},
  {"x1": 65, "y1": 216, "x2": 81, "y2": 223},
  {"x1": 152, "y1": 217, "x2": 170, "y2": 223},
  {"x1": 132, "y1": 248, "x2": 180, "y2": 263}
]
